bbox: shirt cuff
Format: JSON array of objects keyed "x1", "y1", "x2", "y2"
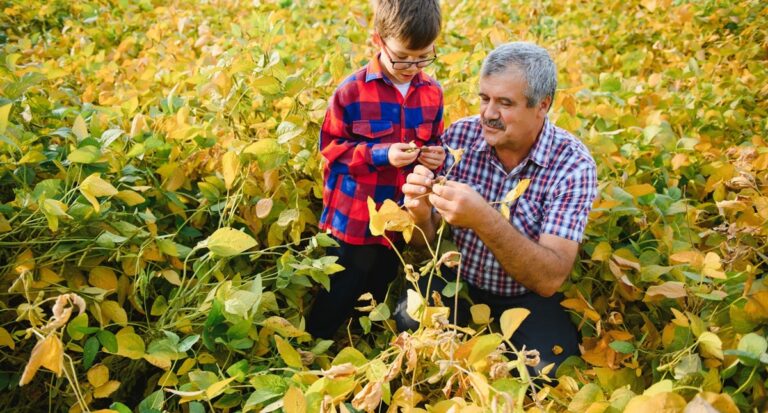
[{"x1": 371, "y1": 144, "x2": 391, "y2": 167}]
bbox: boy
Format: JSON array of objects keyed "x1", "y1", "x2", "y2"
[{"x1": 307, "y1": 0, "x2": 445, "y2": 339}]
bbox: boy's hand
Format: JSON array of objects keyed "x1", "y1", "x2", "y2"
[
  {"x1": 418, "y1": 145, "x2": 446, "y2": 170},
  {"x1": 388, "y1": 143, "x2": 420, "y2": 168}
]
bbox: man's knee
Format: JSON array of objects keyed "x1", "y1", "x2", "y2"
[{"x1": 392, "y1": 297, "x2": 420, "y2": 332}]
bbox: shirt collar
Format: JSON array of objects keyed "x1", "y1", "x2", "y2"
[
  {"x1": 470, "y1": 116, "x2": 554, "y2": 169},
  {"x1": 364, "y1": 53, "x2": 432, "y2": 87}
]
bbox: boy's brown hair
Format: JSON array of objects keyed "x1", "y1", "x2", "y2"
[{"x1": 374, "y1": 0, "x2": 441, "y2": 50}]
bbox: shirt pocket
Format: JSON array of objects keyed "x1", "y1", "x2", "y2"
[
  {"x1": 352, "y1": 120, "x2": 394, "y2": 140},
  {"x1": 513, "y1": 197, "x2": 543, "y2": 238},
  {"x1": 415, "y1": 122, "x2": 434, "y2": 142}
]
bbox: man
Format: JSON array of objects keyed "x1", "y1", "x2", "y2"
[{"x1": 395, "y1": 42, "x2": 598, "y2": 376}]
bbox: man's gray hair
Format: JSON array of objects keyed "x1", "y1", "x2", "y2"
[{"x1": 481, "y1": 42, "x2": 557, "y2": 109}]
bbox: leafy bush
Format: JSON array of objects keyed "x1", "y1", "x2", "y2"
[{"x1": 0, "y1": 0, "x2": 766, "y2": 412}]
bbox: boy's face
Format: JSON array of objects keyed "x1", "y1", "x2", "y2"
[{"x1": 374, "y1": 34, "x2": 436, "y2": 84}]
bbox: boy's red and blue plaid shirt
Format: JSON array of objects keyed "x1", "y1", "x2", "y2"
[{"x1": 319, "y1": 55, "x2": 444, "y2": 246}]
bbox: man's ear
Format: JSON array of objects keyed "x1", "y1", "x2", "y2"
[
  {"x1": 538, "y1": 95, "x2": 552, "y2": 116},
  {"x1": 371, "y1": 32, "x2": 382, "y2": 47}
]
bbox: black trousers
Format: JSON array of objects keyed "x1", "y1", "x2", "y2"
[
  {"x1": 306, "y1": 239, "x2": 400, "y2": 339},
  {"x1": 393, "y1": 269, "x2": 579, "y2": 378}
]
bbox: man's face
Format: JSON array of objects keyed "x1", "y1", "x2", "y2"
[
  {"x1": 375, "y1": 34, "x2": 436, "y2": 84},
  {"x1": 478, "y1": 69, "x2": 550, "y2": 153}
]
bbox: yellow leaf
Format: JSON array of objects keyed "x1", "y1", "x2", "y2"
[
  {"x1": 20, "y1": 334, "x2": 63, "y2": 385},
  {"x1": 158, "y1": 370, "x2": 179, "y2": 387},
  {"x1": 274, "y1": 335, "x2": 303, "y2": 368},
  {"x1": 93, "y1": 380, "x2": 120, "y2": 398},
  {"x1": 669, "y1": 250, "x2": 703, "y2": 267},
  {"x1": 624, "y1": 392, "x2": 686, "y2": 413},
  {"x1": 222, "y1": 151, "x2": 240, "y2": 190},
  {"x1": 14, "y1": 248, "x2": 35, "y2": 275},
  {"x1": 205, "y1": 376, "x2": 237, "y2": 400},
  {"x1": 115, "y1": 190, "x2": 146, "y2": 206},
  {"x1": 130, "y1": 114, "x2": 147, "y2": 137},
  {"x1": 0, "y1": 213, "x2": 11, "y2": 233},
  {"x1": 161, "y1": 269, "x2": 182, "y2": 286},
  {"x1": 72, "y1": 115, "x2": 89, "y2": 140},
  {"x1": 468, "y1": 334, "x2": 503, "y2": 366},
  {"x1": 624, "y1": 184, "x2": 655, "y2": 199},
  {"x1": 0, "y1": 103, "x2": 11, "y2": 134},
  {"x1": 205, "y1": 227, "x2": 257, "y2": 257},
  {"x1": 671, "y1": 153, "x2": 689, "y2": 170},
  {"x1": 89, "y1": 267, "x2": 118, "y2": 291},
  {"x1": 698, "y1": 332, "x2": 723, "y2": 360},
  {"x1": 467, "y1": 372, "x2": 490, "y2": 401},
  {"x1": 256, "y1": 198, "x2": 273, "y2": 218},
  {"x1": 470, "y1": 304, "x2": 491, "y2": 324},
  {"x1": 101, "y1": 300, "x2": 127, "y2": 326},
  {"x1": 500, "y1": 203, "x2": 510, "y2": 220},
  {"x1": 645, "y1": 282, "x2": 687, "y2": 299},
  {"x1": 262, "y1": 316, "x2": 309, "y2": 338},
  {"x1": 670, "y1": 308, "x2": 689, "y2": 327},
  {"x1": 283, "y1": 386, "x2": 307, "y2": 413},
  {"x1": 114, "y1": 327, "x2": 145, "y2": 359},
  {"x1": 591, "y1": 242, "x2": 612, "y2": 261},
  {"x1": 446, "y1": 145, "x2": 465, "y2": 164},
  {"x1": 745, "y1": 291, "x2": 768, "y2": 322},
  {"x1": 0, "y1": 327, "x2": 15, "y2": 349},
  {"x1": 87, "y1": 364, "x2": 110, "y2": 387},
  {"x1": 367, "y1": 197, "x2": 414, "y2": 242},
  {"x1": 503, "y1": 179, "x2": 531, "y2": 204},
  {"x1": 702, "y1": 252, "x2": 726, "y2": 279},
  {"x1": 500, "y1": 308, "x2": 530, "y2": 340},
  {"x1": 405, "y1": 289, "x2": 424, "y2": 322},
  {"x1": 80, "y1": 173, "x2": 118, "y2": 212}
]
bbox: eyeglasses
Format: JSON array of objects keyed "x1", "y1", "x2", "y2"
[{"x1": 380, "y1": 40, "x2": 437, "y2": 70}]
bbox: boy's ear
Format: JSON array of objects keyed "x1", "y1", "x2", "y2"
[{"x1": 371, "y1": 32, "x2": 382, "y2": 47}]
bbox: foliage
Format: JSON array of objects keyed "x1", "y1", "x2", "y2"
[{"x1": 0, "y1": 0, "x2": 766, "y2": 412}]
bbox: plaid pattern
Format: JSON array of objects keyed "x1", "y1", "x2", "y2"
[
  {"x1": 319, "y1": 55, "x2": 444, "y2": 246},
  {"x1": 443, "y1": 116, "x2": 598, "y2": 296}
]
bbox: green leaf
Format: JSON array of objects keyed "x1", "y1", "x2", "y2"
[
  {"x1": 67, "y1": 145, "x2": 101, "y2": 163},
  {"x1": 97, "y1": 330, "x2": 118, "y2": 353},
  {"x1": 138, "y1": 390, "x2": 164, "y2": 413},
  {"x1": 66, "y1": 312, "x2": 89, "y2": 340},
  {"x1": 0, "y1": 103, "x2": 11, "y2": 135},
  {"x1": 369, "y1": 303, "x2": 390, "y2": 322},
  {"x1": 204, "y1": 227, "x2": 257, "y2": 257},
  {"x1": 609, "y1": 340, "x2": 635, "y2": 354},
  {"x1": 83, "y1": 336, "x2": 100, "y2": 370},
  {"x1": 109, "y1": 402, "x2": 132, "y2": 413}
]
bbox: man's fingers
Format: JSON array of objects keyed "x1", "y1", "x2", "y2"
[
  {"x1": 402, "y1": 183, "x2": 429, "y2": 196},
  {"x1": 428, "y1": 193, "x2": 449, "y2": 211}
]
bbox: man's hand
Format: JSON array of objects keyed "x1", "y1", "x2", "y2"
[
  {"x1": 417, "y1": 145, "x2": 446, "y2": 170},
  {"x1": 402, "y1": 165, "x2": 436, "y2": 224},
  {"x1": 388, "y1": 143, "x2": 420, "y2": 168},
  {"x1": 429, "y1": 180, "x2": 492, "y2": 228}
]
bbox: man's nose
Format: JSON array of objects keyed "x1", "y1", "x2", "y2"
[{"x1": 482, "y1": 102, "x2": 500, "y2": 119}]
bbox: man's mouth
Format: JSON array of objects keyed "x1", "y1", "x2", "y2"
[{"x1": 482, "y1": 118, "x2": 505, "y2": 131}]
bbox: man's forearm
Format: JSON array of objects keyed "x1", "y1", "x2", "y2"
[{"x1": 471, "y1": 204, "x2": 573, "y2": 297}]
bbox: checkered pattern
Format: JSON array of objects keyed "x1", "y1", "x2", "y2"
[
  {"x1": 319, "y1": 55, "x2": 444, "y2": 246},
  {"x1": 442, "y1": 115, "x2": 597, "y2": 296}
]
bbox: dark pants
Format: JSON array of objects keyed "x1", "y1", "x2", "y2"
[
  {"x1": 393, "y1": 270, "x2": 579, "y2": 378},
  {"x1": 306, "y1": 240, "x2": 400, "y2": 339}
]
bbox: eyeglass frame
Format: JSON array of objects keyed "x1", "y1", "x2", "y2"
[{"x1": 380, "y1": 39, "x2": 437, "y2": 70}]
